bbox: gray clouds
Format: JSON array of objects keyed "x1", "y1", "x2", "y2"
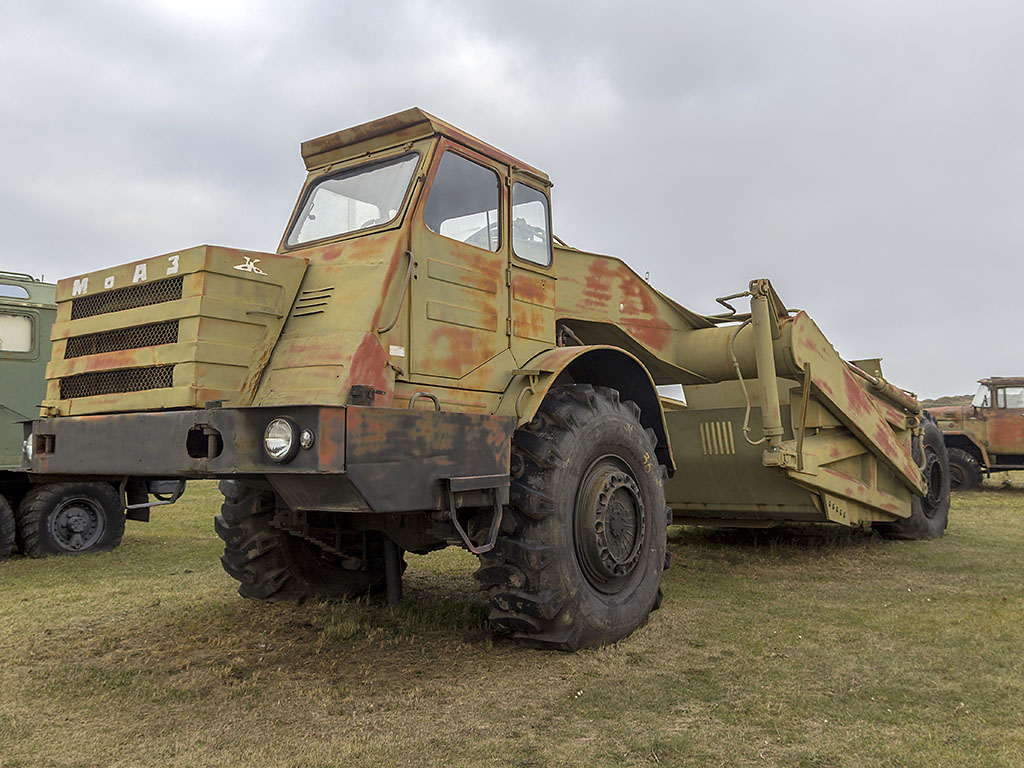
[{"x1": 1, "y1": 0, "x2": 1020, "y2": 397}]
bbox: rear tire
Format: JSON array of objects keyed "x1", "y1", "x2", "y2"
[
  {"x1": 0, "y1": 495, "x2": 15, "y2": 561},
  {"x1": 947, "y1": 447, "x2": 983, "y2": 492},
  {"x1": 16, "y1": 482, "x2": 124, "y2": 557},
  {"x1": 215, "y1": 480, "x2": 400, "y2": 603},
  {"x1": 875, "y1": 419, "x2": 950, "y2": 540},
  {"x1": 475, "y1": 385, "x2": 669, "y2": 651}
]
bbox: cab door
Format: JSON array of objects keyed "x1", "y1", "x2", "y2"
[
  {"x1": 988, "y1": 385, "x2": 1024, "y2": 456},
  {"x1": 0, "y1": 282, "x2": 54, "y2": 468},
  {"x1": 507, "y1": 175, "x2": 556, "y2": 367},
  {"x1": 409, "y1": 142, "x2": 509, "y2": 381}
]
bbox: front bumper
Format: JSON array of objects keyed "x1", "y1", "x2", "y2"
[{"x1": 24, "y1": 405, "x2": 514, "y2": 513}]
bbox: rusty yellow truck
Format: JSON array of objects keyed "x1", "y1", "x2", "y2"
[{"x1": 23, "y1": 109, "x2": 949, "y2": 649}]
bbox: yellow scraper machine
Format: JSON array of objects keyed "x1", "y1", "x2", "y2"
[{"x1": 25, "y1": 109, "x2": 949, "y2": 650}]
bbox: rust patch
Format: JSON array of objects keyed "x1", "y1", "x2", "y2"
[
  {"x1": 621, "y1": 320, "x2": 671, "y2": 351},
  {"x1": 423, "y1": 324, "x2": 490, "y2": 378},
  {"x1": 512, "y1": 303, "x2": 551, "y2": 342},
  {"x1": 348, "y1": 333, "x2": 394, "y2": 406},
  {"x1": 791, "y1": 313, "x2": 922, "y2": 493},
  {"x1": 511, "y1": 273, "x2": 554, "y2": 307},
  {"x1": 317, "y1": 407, "x2": 347, "y2": 468},
  {"x1": 428, "y1": 258, "x2": 499, "y2": 294},
  {"x1": 580, "y1": 259, "x2": 616, "y2": 308}
]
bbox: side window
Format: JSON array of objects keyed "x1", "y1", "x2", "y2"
[
  {"x1": 423, "y1": 151, "x2": 501, "y2": 252},
  {"x1": 0, "y1": 312, "x2": 33, "y2": 353},
  {"x1": 511, "y1": 183, "x2": 552, "y2": 266},
  {"x1": 997, "y1": 387, "x2": 1024, "y2": 409},
  {"x1": 0, "y1": 284, "x2": 30, "y2": 299}
]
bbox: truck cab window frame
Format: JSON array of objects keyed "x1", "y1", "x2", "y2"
[
  {"x1": 285, "y1": 151, "x2": 421, "y2": 247},
  {"x1": 510, "y1": 182, "x2": 552, "y2": 267},
  {"x1": 0, "y1": 284, "x2": 30, "y2": 299},
  {"x1": 996, "y1": 386, "x2": 1024, "y2": 409},
  {"x1": 971, "y1": 385, "x2": 990, "y2": 408},
  {"x1": 0, "y1": 310, "x2": 34, "y2": 355}
]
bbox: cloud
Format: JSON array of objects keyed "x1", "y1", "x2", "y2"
[{"x1": 1, "y1": 1, "x2": 1021, "y2": 396}]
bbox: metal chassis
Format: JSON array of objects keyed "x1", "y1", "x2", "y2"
[{"x1": 26, "y1": 405, "x2": 514, "y2": 515}]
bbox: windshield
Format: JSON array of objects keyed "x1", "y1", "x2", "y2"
[
  {"x1": 286, "y1": 152, "x2": 419, "y2": 246},
  {"x1": 971, "y1": 385, "x2": 990, "y2": 408}
]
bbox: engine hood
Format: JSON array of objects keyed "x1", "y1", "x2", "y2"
[
  {"x1": 928, "y1": 404, "x2": 970, "y2": 430},
  {"x1": 254, "y1": 232, "x2": 408, "y2": 407}
]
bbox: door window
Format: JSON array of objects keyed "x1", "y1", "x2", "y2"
[
  {"x1": 423, "y1": 151, "x2": 501, "y2": 252},
  {"x1": 996, "y1": 387, "x2": 1024, "y2": 409}
]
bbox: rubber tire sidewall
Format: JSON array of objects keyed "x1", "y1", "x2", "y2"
[
  {"x1": 947, "y1": 447, "x2": 983, "y2": 492},
  {"x1": 552, "y1": 412, "x2": 666, "y2": 646},
  {"x1": 0, "y1": 495, "x2": 14, "y2": 561},
  {"x1": 876, "y1": 420, "x2": 950, "y2": 540},
  {"x1": 496, "y1": 387, "x2": 668, "y2": 650},
  {"x1": 216, "y1": 480, "x2": 397, "y2": 603},
  {"x1": 17, "y1": 482, "x2": 125, "y2": 557}
]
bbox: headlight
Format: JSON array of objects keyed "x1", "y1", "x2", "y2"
[{"x1": 264, "y1": 417, "x2": 300, "y2": 463}]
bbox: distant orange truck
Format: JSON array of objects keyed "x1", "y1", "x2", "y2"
[{"x1": 930, "y1": 377, "x2": 1024, "y2": 490}]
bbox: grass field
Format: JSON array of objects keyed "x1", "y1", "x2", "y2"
[{"x1": 1, "y1": 479, "x2": 1022, "y2": 768}]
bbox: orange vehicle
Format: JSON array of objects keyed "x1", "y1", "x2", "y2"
[{"x1": 931, "y1": 377, "x2": 1024, "y2": 490}]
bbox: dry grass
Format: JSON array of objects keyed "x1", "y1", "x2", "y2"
[{"x1": 1, "y1": 479, "x2": 1022, "y2": 767}]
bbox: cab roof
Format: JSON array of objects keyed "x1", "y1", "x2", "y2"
[
  {"x1": 299, "y1": 107, "x2": 551, "y2": 186},
  {"x1": 0, "y1": 270, "x2": 54, "y2": 306},
  {"x1": 980, "y1": 376, "x2": 1024, "y2": 387}
]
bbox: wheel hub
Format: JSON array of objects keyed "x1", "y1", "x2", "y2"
[
  {"x1": 49, "y1": 499, "x2": 105, "y2": 552},
  {"x1": 948, "y1": 463, "x2": 965, "y2": 491},
  {"x1": 67, "y1": 510, "x2": 90, "y2": 533},
  {"x1": 575, "y1": 459, "x2": 646, "y2": 594}
]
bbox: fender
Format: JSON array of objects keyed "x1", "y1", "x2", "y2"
[
  {"x1": 941, "y1": 431, "x2": 991, "y2": 468},
  {"x1": 496, "y1": 345, "x2": 675, "y2": 474}
]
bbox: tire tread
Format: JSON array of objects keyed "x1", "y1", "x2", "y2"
[
  {"x1": 475, "y1": 385, "x2": 669, "y2": 650},
  {"x1": 16, "y1": 483, "x2": 124, "y2": 558},
  {"x1": 0, "y1": 496, "x2": 15, "y2": 561}
]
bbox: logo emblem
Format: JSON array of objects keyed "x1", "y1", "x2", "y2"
[{"x1": 233, "y1": 257, "x2": 267, "y2": 275}]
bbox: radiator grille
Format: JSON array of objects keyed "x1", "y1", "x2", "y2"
[
  {"x1": 70, "y1": 276, "x2": 184, "y2": 320},
  {"x1": 59, "y1": 365, "x2": 174, "y2": 400},
  {"x1": 64, "y1": 320, "x2": 179, "y2": 359}
]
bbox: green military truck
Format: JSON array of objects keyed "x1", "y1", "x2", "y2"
[
  {"x1": 23, "y1": 109, "x2": 949, "y2": 649},
  {"x1": 930, "y1": 377, "x2": 1024, "y2": 490},
  {"x1": 1, "y1": 271, "x2": 131, "y2": 560}
]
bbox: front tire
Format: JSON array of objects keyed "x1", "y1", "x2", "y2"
[
  {"x1": 16, "y1": 482, "x2": 125, "y2": 557},
  {"x1": 875, "y1": 418, "x2": 950, "y2": 540},
  {"x1": 0, "y1": 495, "x2": 15, "y2": 561},
  {"x1": 475, "y1": 385, "x2": 669, "y2": 651},
  {"x1": 215, "y1": 480, "x2": 401, "y2": 603},
  {"x1": 947, "y1": 447, "x2": 983, "y2": 492}
]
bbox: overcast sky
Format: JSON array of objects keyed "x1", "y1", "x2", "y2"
[{"x1": 1, "y1": 0, "x2": 1020, "y2": 398}]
